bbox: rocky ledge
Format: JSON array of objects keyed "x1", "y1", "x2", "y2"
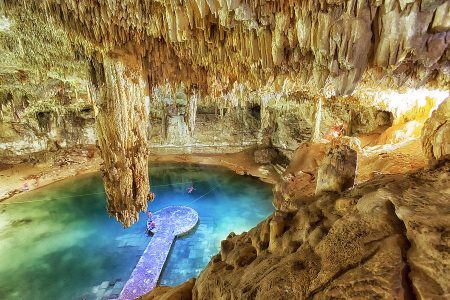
[
  {"x1": 145, "y1": 100, "x2": 450, "y2": 299},
  {"x1": 145, "y1": 159, "x2": 450, "y2": 299}
]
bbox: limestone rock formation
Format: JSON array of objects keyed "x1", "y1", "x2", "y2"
[
  {"x1": 422, "y1": 98, "x2": 450, "y2": 164},
  {"x1": 388, "y1": 165, "x2": 450, "y2": 299},
  {"x1": 139, "y1": 278, "x2": 195, "y2": 300},
  {"x1": 273, "y1": 142, "x2": 328, "y2": 210},
  {"x1": 145, "y1": 162, "x2": 449, "y2": 299},
  {"x1": 253, "y1": 147, "x2": 277, "y2": 164},
  {"x1": 3, "y1": 0, "x2": 449, "y2": 96},
  {"x1": 0, "y1": 0, "x2": 450, "y2": 295},
  {"x1": 316, "y1": 144, "x2": 357, "y2": 194},
  {"x1": 90, "y1": 52, "x2": 151, "y2": 227}
]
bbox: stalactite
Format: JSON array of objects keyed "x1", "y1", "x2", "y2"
[
  {"x1": 161, "y1": 107, "x2": 167, "y2": 140},
  {"x1": 5, "y1": 0, "x2": 446, "y2": 99},
  {"x1": 312, "y1": 97, "x2": 323, "y2": 142},
  {"x1": 90, "y1": 52, "x2": 150, "y2": 227},
  {"x1": 187, "y1": 92, "x2": 198, "y2": 135}
]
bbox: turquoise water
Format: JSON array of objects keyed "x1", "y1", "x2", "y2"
[{"x1": 0, "y1": 164, "x2": 273, "y2": 300}]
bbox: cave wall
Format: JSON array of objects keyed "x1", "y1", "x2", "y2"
[{"x1": 0, "y1": 89, "x2": 394, "y2": 162}]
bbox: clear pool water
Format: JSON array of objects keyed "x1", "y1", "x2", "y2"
[{"x1": 0, "y1": 164, "x2": 273, "y2": 300}]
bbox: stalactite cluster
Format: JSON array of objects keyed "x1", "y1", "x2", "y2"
[{"x1": 4, "y1": 0, "x2": 449, "y2": 96}]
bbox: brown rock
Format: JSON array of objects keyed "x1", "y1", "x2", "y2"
[
  {"x1": 91, "y1": 52, "x2": 150, "y2": 227},
  {"x1": 273, "y1": 142, "x2": 328, "y2": 209},
  {"x1": 316, "y1": 145, "x2": 358, "y2": 194},
  {"x1": 285, "y1": 142, "x2": 328, "y2": 176},
  {"x1": 139, "y1": 278, "x2": 195, "y2": 300},
  {"x1": 254, "y1": 148, "x2": 277, "y2": 164},
  {"x1": 388, "y1": 165, "x2": 450, "y2": 299},
  {"x1": 139, "y1": 163, "x2": 449, "y2": 300},
  {"x1": 422, "y1": 98, "x2": 450, "y2": 164}
]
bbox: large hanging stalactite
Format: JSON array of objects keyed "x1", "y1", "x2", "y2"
[{"x1": 89, "y1": 51, "x2": 150, "y2": 227}]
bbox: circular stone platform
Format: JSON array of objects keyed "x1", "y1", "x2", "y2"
[{"x1": 147, "y1": 206, "x2": 199, "y2": 237}]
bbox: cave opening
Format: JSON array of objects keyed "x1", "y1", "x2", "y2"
[
  {"x1": 36, "y1": 111, "x2": 52, "y2": 132},
  {"x1": 249, "y1": 104, "x2": 261, "y2": 120}
]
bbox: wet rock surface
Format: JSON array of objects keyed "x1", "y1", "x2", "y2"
[{"x1": 146, "y1": 162, "x2": 450, "y2": 299}]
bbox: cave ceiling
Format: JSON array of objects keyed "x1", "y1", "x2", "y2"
[{"x1": 3, "y1": 0, "x2": 449, "y2": 97}]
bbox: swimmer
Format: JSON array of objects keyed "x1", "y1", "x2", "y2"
[
  {"x1": 147, "y1": 211, "x2": 153, "y2": 219},
  {"x1": 187, "y1": 186, "x2": 195, "y2": 194}
]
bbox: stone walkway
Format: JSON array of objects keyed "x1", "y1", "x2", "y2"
[{"x1": 117, "y1": 206, "x2": 199, "y2": 300}]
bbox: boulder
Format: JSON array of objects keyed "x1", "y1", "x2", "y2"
[
  {"x1": 316, "y1": 145, "x2": 357, "y2": 194},
  {"x1": 273, "y1": 142, "x2": 328, "y2": 209}
]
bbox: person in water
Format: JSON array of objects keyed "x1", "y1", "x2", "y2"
[
  {"x1": 147, "y1": 211, "x2": 152, "y2": 219},
  {"x1": 187, "y1": 186, "x2": 195, "y2": 194}
]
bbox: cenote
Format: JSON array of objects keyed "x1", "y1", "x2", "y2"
[{"x1": 0, "y1": 164, "x2": 273, "y2": 300}]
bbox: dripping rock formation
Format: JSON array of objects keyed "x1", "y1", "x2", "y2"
[
  {"x1": 90, "y1": 53, "x2": 151, "y2": 227},
  {"x1": 2, "y1": 0, "x2": 449, "y2": 225},
  {"x1": 0, "y1": 0, "x2": 449, "y2": 297}
]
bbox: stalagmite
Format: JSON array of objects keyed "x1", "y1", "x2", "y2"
[{"x1": 90, "y1": 52, "x2": 150, "y2": 227}]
